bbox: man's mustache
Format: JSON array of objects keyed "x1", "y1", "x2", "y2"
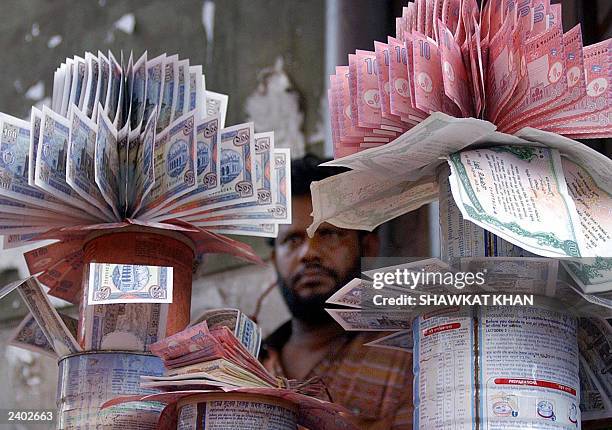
[{"x1": 291, "y1": 263, "x2": 338, "y2": 285}]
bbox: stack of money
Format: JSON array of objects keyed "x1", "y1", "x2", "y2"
[
  {"x1": 100, "y1": 318, "x2": 359, "y2": 430},
  {"x1": 329, "y1": 0, "x2": 610, "y2": 157},
  {"x1": 146, "y1": 319, "x2": 277, "y2": 390},
  {"x1": 0, "y1": 50, "x2": 292, "y2": 255}
]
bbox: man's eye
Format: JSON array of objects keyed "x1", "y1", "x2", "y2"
[
  {"x1": 283, "y1": 234, "x2": 303, "y2": 246},
  {"x1": 319, "y1": 229, "x2": 341, "y2": 238}
]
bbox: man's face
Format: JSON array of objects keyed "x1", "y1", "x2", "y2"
[{"x1": 273, "y1": 195, "x2": 371, "y2": 323}]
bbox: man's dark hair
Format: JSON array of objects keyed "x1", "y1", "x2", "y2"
[{"x1": 290, "y1": 153, "x2": 348, "y2": 197}]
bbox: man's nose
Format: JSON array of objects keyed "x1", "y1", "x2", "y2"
[{"x1": 297, "y1": 234, "x2": 324, "y2": 262}]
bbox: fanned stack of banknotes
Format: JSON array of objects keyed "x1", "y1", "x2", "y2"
[
  {"x1": 330, "y1": 0, "x2": 611, "y2": 157},
  {"x1": 146, "y1": 316, "x2": 277, "y2": 391},
  {"x1": 0, "y1": 50, "x2": 291, "y2": 251}
]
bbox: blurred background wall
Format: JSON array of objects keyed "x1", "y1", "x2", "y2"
[{"x1": 0, "y1": 0, "x2": 609, "y2": 422}]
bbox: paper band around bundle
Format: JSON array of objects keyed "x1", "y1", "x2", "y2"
[
  {"x1": 176, "y1": 393, "x2": 299, "y2": 430},
  {"x1": 56, "y1": 351, "x2": 164, "y2": 430},
  {"x1": 78, "y1": 226, "x2": 195, "y2": 350}
]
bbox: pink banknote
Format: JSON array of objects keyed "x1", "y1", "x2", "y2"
[
  {"x1": 486, "y1": 11, "x2": 521, "y2": 122},
  {"x1": 412, "y1": 31, "x2": 444, "y2": 114},
  {"x1": 149, "y1": 321, "x2": 210, "y2": 360},
  {"x1": 500, "y1": 25, "x2": 567, "y2": 130},
  {"x1": 439, "y1": 20, "x2": 473, "y2": 117},
  {"x1": 374, "y1": 41, "x2": 402, "y2": 122}
]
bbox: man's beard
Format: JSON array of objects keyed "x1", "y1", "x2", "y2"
[{"x1": 277, "y1": 258, "x2": 362, "y2": 325}]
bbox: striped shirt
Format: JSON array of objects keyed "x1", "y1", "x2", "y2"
[{"x1": 261, "y1": 321, "x2": 413, "y2": 429}]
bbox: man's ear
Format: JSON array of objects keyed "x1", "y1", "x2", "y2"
[{"x1": 361, "y1": 232, "x2": 380, "y2": 257}]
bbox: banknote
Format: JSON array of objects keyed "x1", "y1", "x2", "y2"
[
  {"x1": 121, "y1": 52, "x2": 134, "y2": 129},
  {"x1": 196, "y1": 308, "x2": 262, "y2": 357},
  {"x1": 199, "y1": 223, "x2": 278, "y2": 238},
  {"x1": 363, "y1": 330, "x2": 413, "y2": 352},
  {"x1": 16, "y1": 277, "x2": 81, "y2": 357},
  {"x1": 501, "y1": 26, "x2": 567, "y2": 131},
  {"x1": 94, "y1": 107, "x2": 120, "y2": 218},
  {"x1": 139, "y1": 112, "x2": 197, "y2": 216},
  {"x1": 67, "y1": 106, "x2": 115, "y2": 220},
  {"x1": 184, "y1": 132, "x2": 276, "y2": 224},
  {"x1": 548, "y1": 40, "x2": 612, "y2": 135},
  {"x1": 149, "y1": 321, "x2": 210, "y2": 360},
  {"x1": 326, "y1": 309, "x2": 412, "y2": 331},
  {"x1": 130, "y1": 110, "x2": 158, "y2": 216},
  {"x1": 107, "y1": 50, "x2": 123, "y2": 126},
  {"x1": 563, "y1": 258, "x2": 612, "y2": 295},
  {"x1": 51, "y1": 64, "x2": 65, "y2": 113},
  {"x1": 355, "y1": 50, "x2": 385, "y2": 129},
  {"x1": 9, "y1": 312, "x2": 58, "y2": 358},
  {"x1": 487, "y1": 12, "x2": 522, "y2": 122},
  {"x1": 83, "y1": 51, "x2": 100, "y2": 117},
  {"x1": 206, "y1": 90, "x2": 228, "y2": 129},
  {"x1": 36, "y1": 106, "x2": 103, "y2": 217},
  {"x1": 412, "y1": 31, "x2": 446, "y2": 115},
  {"x1": 60, "y1": 58, "x2": 73, "y2": 116},
  {"x1": 0, "y1": 111, "x2": 90, "y2": 219},
  {"x1": 129, "y1": 51, "x2": 148, "y2": 130},
  {"x1": 374, "y1": 41, "x2": 400, "y2": 123},
  {"x1": 144, "y1": 53, "x2": 166, "y2": 122},
  {"x1": 28, "y1": 107, "x2": 42, "y2": 186},
  {"x1": 172, "y1": 59, "x2": 190, "y2": 122},
  {"x1": 189, "y1": 65, "x2": 205, "y2": 119},
  {"x1": 84, "y1": 302, "x2": 168, "y2": 351},
  {"x1": 158, "y1": 54, "x2": 178, "y2": 131},
  {"x1": 97, "y1": 50, "x2": 111, "y2": 114},
  {"x1": 446, "y1": 146, "x2": 590, "y2": 257},
  {"x1": 10, "y1": 312, "x2": 78, "y2": 359},
  {"x1": 68, "y1": 55, "x2": 87, "y2": 110},
  {"x1": 198, "y1": 145, "x2": 290, "y2": 225},
  {"x1": 156, "y1": 115, "x2": 220, "y2": 213},
  {"x1": 388, "y1": 37, "x2": 419, "y2": 121},
  {"x1": 326, "y1": 278, "x2": 369, "y2": 308},
  {"x1": 439, "y1": 20, "x2": 473, "y2": 117},
  {"x1": 308, "y1": 169, "x2": 437, "y2": 236},
  {"x1": 88, "y1": 262, "x2": 173, "y2": 305},
  {"x1": 23, "y1": 236, "x2": 84, "y2": 275},
  {"x1": 153, "y1": 122, "x2": 256, "y2": 220}
]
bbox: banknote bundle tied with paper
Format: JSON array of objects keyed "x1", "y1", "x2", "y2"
[
  {"x1": 330, "y1": 0, "x2": 611, "y2": 157},
  {"x1": 0, "y1": 50, "x2": 292, "y2": 253},
  {"x1": 146, "y1": 315, "x2": 322, "y2": 396}
]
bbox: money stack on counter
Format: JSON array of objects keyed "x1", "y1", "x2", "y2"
[{"x1": 101, "y1": 317, "x2": 359, "y2": 430}]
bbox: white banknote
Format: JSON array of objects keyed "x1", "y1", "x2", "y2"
[
  {"x1": 88, "y1": 262, "x2": 173, "y2": 305},
  {"x1": 16, "y1": 277, "x2": 81, "y2": 357}
]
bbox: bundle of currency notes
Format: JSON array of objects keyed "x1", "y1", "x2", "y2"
[
  {"x1": 146, "y1": 320, "x2": 277, "y2": 390},
  {"x1": 0, "y1": 50, "x2": 292, "y2": 253},
  {"x1": 329, "y1": 0, "x2": 611, "y2": 157}
]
